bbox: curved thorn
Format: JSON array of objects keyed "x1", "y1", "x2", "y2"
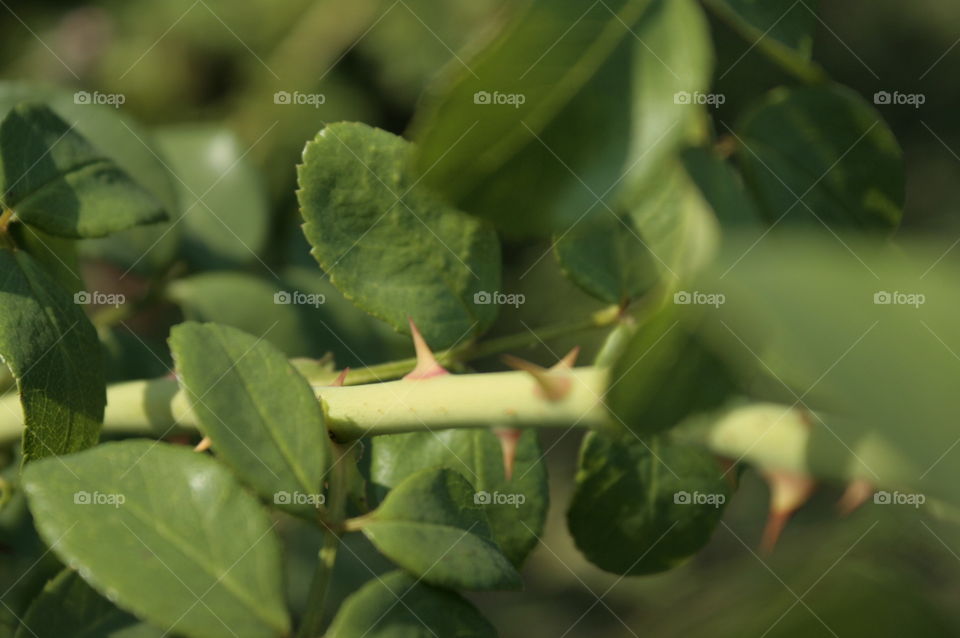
[{"x1": 404, "y1": 318, "x2": 448, "y2": 380}]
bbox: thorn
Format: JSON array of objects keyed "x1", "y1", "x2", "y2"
[
  {"x1": 759, "y1": 470, "x2": 815, "y2": 555},
  {"x1": 550, "y1": 346, "x2": 580, "y2": 371},
  {"x1": 194, "y1": 436, "x2": 212, "y2": 453},
  {"x1": 494, "y1": 428, "x2": 522, "y2": 481},
  {"x1": 502, "y1": 354, "x2": 572, "y2": 401},
  {"x1": 404, "y1": 318, "x2": 448, "y2": 380},
  {"x1": 331, "y1": 368, "x2": 349, "y2": 387},
  {"x1": 837, "y1": 478, "x2": 874, "y2": 516}
]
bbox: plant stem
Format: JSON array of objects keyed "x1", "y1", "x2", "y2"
[
  {"x1": 339, "y1": 304, "x2": 622, "y2": 386},
  {"x1": 298, "y1": 444, "x2": 349, "y2": 638}
]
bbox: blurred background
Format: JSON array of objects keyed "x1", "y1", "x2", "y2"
[{"x1": 1, "y1": 0, "x2": 959, "y2": 636}]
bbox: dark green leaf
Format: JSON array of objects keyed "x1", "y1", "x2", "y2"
[
  {"x1": 606, "y1": 305, "x2": 737, "y2": 436},
  {"x1": 0, "y1": 247, "x2": 103, "y2": 463},
  {"x1": 681, "y1": 146, "x2": 763, "y2": 228},
  {"x1": 169, "y1": 322, "x2": 331, "y2": 517},
  {"x1": 22, "y1": 440, "x2": 290, "y2": 638},
  {"x1": 15, "y1": 569, "x2": 161, "y2": 638},
  {"x1": 360, "y1": 468, "x2": 521, "y2": 591},
  {"x1": 297, "y1": 122, "x2": 501, "y2": 348},
  {"x1": 735, "y1": 85, "x2": 904, "y2": 232},
  {"x1": 368, "y1": 429, "x2": 548, "y2": 566},
  {"x1": 411, "y1": 0, "x2": 654, "y2": 237},
  {"x1": 155, "y1": 125, "x2": 269, "y2": 270},
  {"x1": 0, "y1": 104, "x2": 166, "y2": 238},
  {"x1": 568, "y1": 432, "x2": 731, "y2": 575},
  {"x1": 326, "y1": 570, "x2": 497, "y2": 638},
  {"x1": 704, "y1": 0, "x2": 818, "y2": 58}
]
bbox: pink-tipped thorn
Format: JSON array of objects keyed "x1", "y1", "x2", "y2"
[
  {"x1": 502, "y1": 355, "x2": 572, "y2": 401},
  {"x1": 331, "y1": 368, "x2": 350, "y2": 387},
  {"x1": 759, "y1": 470, "x2": 815, "y2": 555},
  {"x1": 494, "y1": 428, "x2": 522, "y2": 481},
  {"x1": 837, "y1": 478, "x2": 874, "y2": 516},
  {"x1": 194, "y1": 436, "x2": 212, "y2": 452},
  {"x1": 404, "y1": 319, "x2": 449, "y2": 380},
  {"x1": 550, "y1": 346, "x2": 581, "y2": 372}
]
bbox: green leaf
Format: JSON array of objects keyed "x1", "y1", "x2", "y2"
[
  {"x1": 622, "y1": 0, "x2": 715, "y2": 190},
  {"x1": 553, "y1": 0, "x2": 716, "y2": 302},
  {"x1": 155, "y1": 125, "x2": 269, "y2": 270},
  {"x1": 359, "y1": 468, "x2": 521, "y2": 591},
  {"x1": 0, "y1": 247, "x2": 103, "y2": 463},
  {"x1": 297, "y1": 122, "x2": 501, "y2": 349},
  {"x1": 15, "y1": 569, "x2": 161, "y2": 638},
  {"x1": 326, "y1": 570, "x2": 497, "y2": 638},
  {"x1": 368, "y1": 429, "x2": 548, "y2": 566},
  {"x1": 681, "y1": 147, "x2": 763, "y2": 228},
  {"x1": 606, "y1": 305, "x2": 738, "y2": 437},
  {"x1": 22, "y1": 440, "x2": 290, "y2": 638},
  {"x1": 0, "y1": 104, "x2": 166, "y2": 238},
  {"x1": 735, "y1": 85, "x2": 904, "y2": 232},
  {"x1": 704, "y1": 0, "x2": 819, "y2": 59},
  {"x1": 169, "y1": 322, "x2": 331, "y2": 517},
  {"x1": 696, "y1": 234, "x2": 960, "y2": 505},
  {"x1": 568, "y1": 432, "x2": 731, "y2": 575},
  {"x1": 411, "y1": 0, "x2": 654, "y2": 237}
]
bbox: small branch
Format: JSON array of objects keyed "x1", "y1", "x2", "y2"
[{"x1": 297, "y1": 444, "x2": 350, "y2": 638}]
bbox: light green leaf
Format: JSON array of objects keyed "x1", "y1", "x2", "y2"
[
  {"x1": 0, "y1": 104, "x2": 166, "y2": 238},
  {"x1": 15, "y1": 569, "x2": 161, "y2": 638},
  {"x1": 22, "y1": 440, "x2": 290, "y2": 638},
  {"x1": 169, "y1": 322, "x2": 331, "y2": 517},
  {"x1": 326, "y1": 570, "x2": 497, "y2": 638},
  {"x1": 568, "y1": 432, "x2": 731, "y2": 575},
  {"x1": 155, "y1": 125, "x2": 269, "y2": 270},
  {"x1": 368, "y1": 429, "x2": 548, "y2": 566},
  {"x1": 735, "y1": 85, "x2": 904, "y2": 232},
  {"x1": 360, "y1": 468, "x2": 521, "y2": 591},
  {"x1": 606, "y1": 305, "x2": 738, "y2": 437},
  {"x1": 0, "y1": 247, "x2": 103, "y2": 463},
  {"x1": 695, "y1": 234, "x2": 960, "y2": 505},
  {"x1": 297, "y1": 122, "x2": 501, "y2": 349},
  {"x1": 411, "y1": 0, "x2": 654, "y2": 237}
]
